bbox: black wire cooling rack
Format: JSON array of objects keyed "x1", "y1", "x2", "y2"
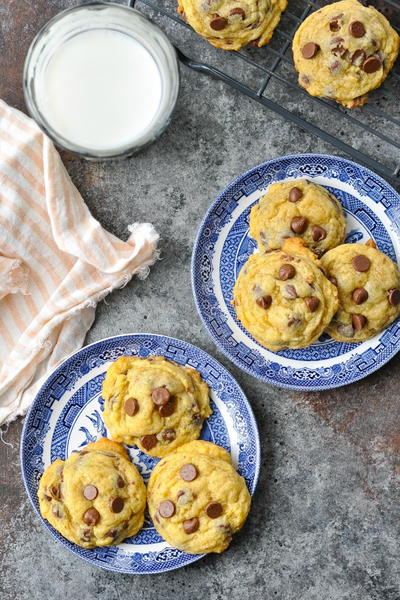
[{"x1": 130, "y1": 0, "x2": 400, "y2": 183}]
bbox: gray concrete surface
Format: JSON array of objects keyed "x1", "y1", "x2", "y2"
[{"x1": 1, "y1": 1, "x2": 400, "y2": 599}]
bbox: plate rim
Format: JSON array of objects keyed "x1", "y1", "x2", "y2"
[
  {"x1": 191, "y1": 152, "x2": 400, "y2": 391},
  {"x1": 20, "y1": 332, "x2": 261, "y2": 574}
]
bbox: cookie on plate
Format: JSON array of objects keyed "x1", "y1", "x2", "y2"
[
  {"x1": 233, "y1": 238, "x2": 339, "y2": 351},
  {"x1": 177, "y1": 0, "x2": 287, "y2": 51},
  {"x1": 38, "y1": 438, "x2": 146, "y2": 548},
  {"x1": 320, "y1": 240, "x2": 400, "y2": 342},
  {"x1": 102, "y1": 356, "x2": 212, "y2": 458},
  {"x1": 147, "y1": 440, "x2": 251, "y2": 554},
  {"x1": 292, "y1": 0, "x2": 400, "y2": 108},
  {"x1": 249, "y1": 178, "x2": 346, "y2": 256}
]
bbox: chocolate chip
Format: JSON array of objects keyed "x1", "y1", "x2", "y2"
[
  {"x1": 388, "y1": 289, "x2": 400, "y2": 306},
  {"x1": 51, "y1": 504, "x2": 63, "y2": 519},
  {"x1": 329, "y1": 276, "x2": 338, "y2": 286},
  {"x1": 329, "y1": 60, "x2": 341, "y2": 73},
  {"x1": 351, "y1": 49, "x2": 366, "y2": 66},
  {"x1": 363, "y1": 56, "x2": 382, "y2": 73},
  {"x1": 192, "y1": 413, "x2": 203, "y2": 427},
  {"x1": 109, "y1": 496, "x2": 124, "y2": 513},
  {"x1": 162, "y1": 428, "x2": 176, "y2": 442},
  {"x1": 305, "y1": 297, "x2": 320, "y2": 312},
  {"x1": 229, "y1": 7, "x2": 245, "y2": 18},
  {"x1": 81, "y1": 529, "x2": 91, "y2": 542},
  {"x1": 256, "y1": 295, "x2": 272, "y2": 309},
  {"x1": 352, "y1": 255, "x2": 371, "y2": 272},
  {"x1": 289, "y1": 187, "x2": 303, "y2": 202},
  {"x1": 83, "y1": 485, "x2": 98, "y2": 500},
  {"x1": 159, "y1": 500, "x2": 176, "y2": 518},
  {"x1": 300, "y1": 74, "x2": 311, "y2": 85},
  {"x1": 141, "y1": 434, "x2": 158, "y2": 451},
  {"x1": 288, "y1": 317, "x2": 301, "y2": 327},
  {"x1": 180, "y1": 463, "x2": 198, "y2": 482},
  {"x1": 330, "y1": 37, "x2": 347, "y2": 57},
  {"x1": 107, "y1": 528, "x2": 119, "y2": 539},
  {"x1": 117, "y1": 475, "x2": 125, "y2": 488},
  {"x1": 291, "y1": 216, "x2": 308, "y2": 234},
  {"x1": 352, "y1": 288, "x2": 368, "y2": 304},
  {"x1": 159, "y1": 399, "x2": 175, "y2": 417},
  {"x1": 302, "y1": 42, "x2": 320, "y2": 59},
  {"x1": 210, "y1": 15, "x2": 227, "y2": 30},
  {"x1": 329, "y1": 19, "x2": 340, "y2": 31},
  {"x1": 50, "y1": 485, "x2": 61, "y2": 500},
  {"x1": 152, "y1": 386, "x2": 170, "y2": 407},
  {"x1": 206, "y1": 501, "x2": 223, "y2": 518},
  {"x1": 125, "y1": 397, "x2": 139, "y2": 416},
  {"x1": 311, "y1": 225, "x2": 327, "y2": 242},
  {"x1": 83, "y1": 507, "x2": 100, "y2": 526},
  {"x1": 183, "y1": 517, "x2": 199, "y2": 533},
  {"x1": 279, "y1": 264, "x2": 296, "y2": 280},
  {"x1": 352, "y1": 314, "x2": 367, "y2": 331},
  {"x1": 285, "y1": 284, "x2": 298, "y2": 299},
  {"x1": 349, "y1": 21, "x2": 365, "y2": 37}
]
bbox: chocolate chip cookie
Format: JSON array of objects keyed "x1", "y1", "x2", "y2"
[
  {"x1": 233, "y1": 238, "x2": 339, "y2": 351},
  {"x1": 177, "y1": 0, "x2": 287, "y2": 50},
  {"x1": 102, "y1": 356, "x2": 212, "y2": 458},
  {"x1": 147, "y1": 440, "x2": 251, "y2": 554},
  {"x1": 320, "y1": 241, "x2": 400, "y2": 342},
  {"x1": 38, "y1": 438, "x2": 146, "y2": 548},
  {"x1": 249, "y1": 179, "x2": 346, "y2": 255},
  {"x1": 292, "y1": 0, "x2": 399, "y2": 108}
]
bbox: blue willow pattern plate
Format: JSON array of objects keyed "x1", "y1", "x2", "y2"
[
  {"x1": 191, "y1": 154, "x2": 400, "y2": 391},
  {"x1": 21, "y1": 334, "x2": 260, "y2": 574}
]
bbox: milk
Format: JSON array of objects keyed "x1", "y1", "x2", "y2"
[{"x1": 37, "y1": 29, "x2": 163, "y2": 151}]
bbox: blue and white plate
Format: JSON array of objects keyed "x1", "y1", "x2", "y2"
[
  {"x1": 192, "y1": 154, "x2": 400, "y2": 391},
  {"x1": 21, "y1": 334, "x2": 259, "y2": 574}
]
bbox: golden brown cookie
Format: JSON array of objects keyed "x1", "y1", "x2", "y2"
[
  {"x1": 38, "y1": 438, "x2": 146, "y2": 548},
  {"x1": 233, "y1": 238, "x2": 339, "y2": 351},
  {"x1": 320, "y1": 241, "x2": 400, "y2": 342},
  {"x1": 177, "y1": 0, "x2": 287, "y2": 50},
  {"x1": 249, "y1": 179, "x2": 346, "y2": 256},
  {"x1": 102, "y1": 356, "x2": 212, "y2": 458},
  {"x1": 292, "y1": 0, "x2": 399, "y2": 108},
  {"x1": 147, "y1": 440, "x2": 251, "y2": 554}
]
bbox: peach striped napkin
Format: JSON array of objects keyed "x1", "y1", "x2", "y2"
[{"x1": 0, "y1": 99, "x2": 159, "y2": 425}]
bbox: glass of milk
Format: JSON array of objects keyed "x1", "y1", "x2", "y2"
[{"x1": 23, "y1": 2, "x2": 179, "y2": 160}]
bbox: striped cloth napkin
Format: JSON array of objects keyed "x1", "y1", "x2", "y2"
[{"x1": 0, "y1": 100, "x2": 159, "y2": 425}]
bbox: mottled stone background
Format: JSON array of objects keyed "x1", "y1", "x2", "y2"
[{"x1": 1, "y1": 1, "x2": 399, "y2": 599}]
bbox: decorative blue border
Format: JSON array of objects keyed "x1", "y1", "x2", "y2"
[
  {"x1": 191, "y1": 153, "x2": 400, "y2": 391},
  {"x1": 21, "y1": 334, "x2": 260, "y2": 574}
]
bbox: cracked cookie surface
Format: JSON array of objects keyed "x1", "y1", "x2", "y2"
[
  {"x1": 292, "y1": 0, "x2": 399, "y2": 108},
  {"x1": 102, "y1": 356, "x2": 212, "y2": 458},
  {"x1": 38, "y1": 438, "x2": 146, "y2": 548},
  {"x1": 177, "y1": 0, "x2": 287, "y2": 50},
  {"x1": 233, "y1": 238, "x2": 339, "y2": 351},
  {"x1": 249, "y1": 178, "x2": 346, "y2": 256},
  {"x1": 147, "y1": 440, "x2": 251, "y2": 554},
  {"x1": 320, "y1": 241, "x2": 400, "y2": 342}
]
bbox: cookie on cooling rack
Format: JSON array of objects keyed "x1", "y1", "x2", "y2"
[
  {"x1": 147, "y1": 440, "x2": 251, "y2": 554},
  {"x1": 292, "y1": 0, "x2": 399, "y2": 108},
  {"x1": 320, "y1": 240, "x2": 400, "y2": 342},
  {"x1": 102, "y1": 356, "x2": 212, "y2": 458},
  {"x1": 177, "y1": 0, "x2": 287, "y2": 51},
  {"x1": 38, "y1": 438, "x2": 146, "y2": 548},
  {"x1": 233, "y1": 238, "x2": 339, "y2": 351},
  {"x1": 249, "y1": 178, "x2": 346, "y2": 256}
]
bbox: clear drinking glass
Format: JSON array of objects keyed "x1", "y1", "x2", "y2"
[{"x1": 23, "y1": 2, "x2": 179, "y2": 160}]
